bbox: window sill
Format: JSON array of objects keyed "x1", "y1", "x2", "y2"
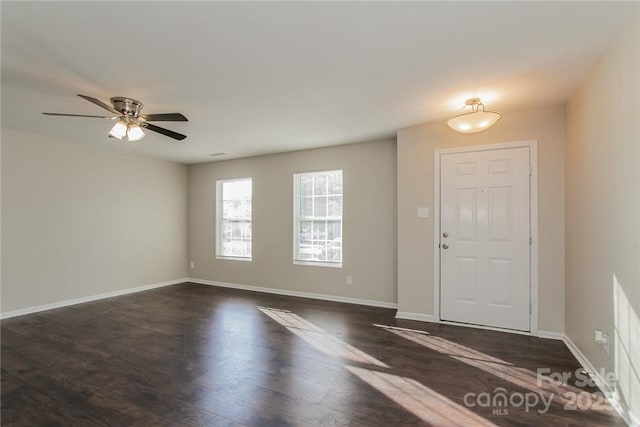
[
  {"x1": 216, "y1": 256, "x2": 252, "y2": 262},
  {"x1": 294, "y1": 260, "x2": 342, "y2": 269}
]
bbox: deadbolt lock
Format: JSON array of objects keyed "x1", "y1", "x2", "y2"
[{"x1": 442, "y1": 232, "x2": 449, "y2": 238}]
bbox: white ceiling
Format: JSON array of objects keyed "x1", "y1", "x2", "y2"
[{"x1": 1, "y1": 1, "x2": 636, "y2": 164}]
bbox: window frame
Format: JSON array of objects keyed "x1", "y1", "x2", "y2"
[
  {"x1": 215, "y1": 177, "x2": 253, "y2": 261},
  {"x1": 293, "y1": 169, "x2": 343, "y2": 268}
]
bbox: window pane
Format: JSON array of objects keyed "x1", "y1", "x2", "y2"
[
  {"x1": 301, "y1": 196, "x2": 313, "y2": 218},
  {"x1": 299, "y1": 220, "x2": 313, "y2": 243},
  {"x1": 223, "y1": 180, "x2": 252, "y2": 201},
  {"x1": 301, "y1": 175, "x2": 313, "y2": 196},
  {"x1": 238, "y1": 200, "x2": 251, "y2": 219},
  {"x1": 314, "y1": 196, "x2": 327, "y2": 217},
  {"x1": 328, "y1": 195, "x2": 341, "y2": 217},
  {"x1": 328, "y1": 172, "x2": 342, "y2": 195},
  {"x1": 313, "y1": 221, "x2": 327, "y2": 241},
  {"x1": 231, "y1": 222, "x2": 242, "y2": 239},
  {"x1": 326, "y1": 245, "x2": 341, "y2": 262},
  {"x1": 313, "y1": 175, "x2": 328, "y2": 195},
  {"x1": 222, "y1": 221, "x2": 232, "y2": 240},
  {"x1": 222, "y1": 200, "x2": 234, "y2": 218},
  {"x1": 241, "y1": 221, "x2": 251, "y2": 237},
  {"x1": 327, "y1": 220, "x2": 341, "y2": 240}
]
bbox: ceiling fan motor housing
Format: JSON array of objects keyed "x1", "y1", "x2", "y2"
[{"x1": 111, "y1": 97, "x2": 143, "y2": 117}]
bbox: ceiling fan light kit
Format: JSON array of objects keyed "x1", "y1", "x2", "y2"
[
  {"x1": 126, "y1": 124, "x2": 145, "y2": 141},
  {"x1": 108, "y1": 120, "x2": 128, "y2": 139},
  {"x1": 446, "y1": 98, "x2": 502, "y2": 133},
  {"x1": 109, "y1": 121, "x2": 145, "y2": 142},
  {"x1": 108, "y1": 120, "x2": 145, "y2": 142},
  {"x1": 43, "y1": 94, "x2": 188, "y2": 142}
]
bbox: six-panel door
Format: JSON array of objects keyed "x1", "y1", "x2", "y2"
[{"x1": 440, "y1": 147, "x2": 531, "y2": 331}]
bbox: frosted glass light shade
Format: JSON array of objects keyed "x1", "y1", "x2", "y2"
[
  {"x1": 446, "y1": 98, "x2": 502, "y2": 133},
  {"x1": 109, "y1": 120, "x2": 128, "y2": 139},
  {"x1": 127, "y1": 124, "x2": 145, "y2": 141}
]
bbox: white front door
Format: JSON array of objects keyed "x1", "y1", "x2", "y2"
[{"x1": 439, "y1": 147, "x2": 531, "y2": 331}]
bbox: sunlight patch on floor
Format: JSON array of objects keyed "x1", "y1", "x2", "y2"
[
  {"x1": 346, "y1": 365, "x2": 497, "y2": 427},
  {"x1": 258, "y1": 307, "x2": 389, "y2": 368},
  {"x1": 377, "y1": 324, "x2": 614, "y2": 412}
]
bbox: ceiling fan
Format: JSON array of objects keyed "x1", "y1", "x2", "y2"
[{"x1": 43, "y1": 94, "x2": 188, "y2": 141}]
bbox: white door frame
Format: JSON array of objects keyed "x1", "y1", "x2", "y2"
[{"x1": 433, "y1": 140, "x2": 539, "y2": 336}]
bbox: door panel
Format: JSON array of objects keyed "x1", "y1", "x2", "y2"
[
  {"x1": 487, "y1": 257, "x2": 513, "y2": 306},
  {"x1": 440, "y1": 147, "x2": 530, "y2": 331},
  {"x1": 456, "y1": 188, "x2": 477, "y2": 240},
  {"x1": 454, "y1": 257, "x2": 477, "y2": 303},
  {"x1": 488, "y1": 186, "x2": 512, "y2": 241}
]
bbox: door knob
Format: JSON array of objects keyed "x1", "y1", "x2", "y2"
[
  {"x1": 442, "y1": 232, "x2": 449, "y2": 238},
  {"x1": 442, "y1": 243, "x2": 449, "y2": 249}
]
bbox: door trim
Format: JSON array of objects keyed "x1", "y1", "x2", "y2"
[{"x1": 433, "y1": 140, "x2": 539, "y2": 336}]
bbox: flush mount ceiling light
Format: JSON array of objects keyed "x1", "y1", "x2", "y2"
[{"x1": 446, "y1": 98, "x2": 502, "y2": 133}]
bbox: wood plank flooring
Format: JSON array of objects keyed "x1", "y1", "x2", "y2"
[{"x1": 1, "y1": 283, "x2": 626, "y2": 426}]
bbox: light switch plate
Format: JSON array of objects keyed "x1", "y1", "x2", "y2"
[{"x1": 417, "y1": 207, "x2": 429, "y2": 218}]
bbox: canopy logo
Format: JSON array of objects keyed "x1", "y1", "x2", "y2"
[{"x1": 462, "y1": 368, "x2": 614, "y2": 415}]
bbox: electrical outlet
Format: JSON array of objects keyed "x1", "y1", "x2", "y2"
[
  {"x1": 190, "y1": 261, "x2": 195, "y2": 269},
  {"x1": 346, "y1": 275, "x2": 353, "y2": 285}
]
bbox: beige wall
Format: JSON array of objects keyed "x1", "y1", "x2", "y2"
[
  {"x1": 1, "y1": 128, "x2": 189, "y2": 313},
  {"x1": 565, "y1": 17, "x2": 639, "y2": 422},
  {"x1": 189, "y1": 139, "x2": 397, "y2": 304},
  {"x1": 397, "y1": 106, "x2": 565, "y2": 333}
]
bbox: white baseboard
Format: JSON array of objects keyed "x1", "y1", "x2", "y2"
[
  {"x1": 563, "y1": 335, "x2": 633, "y2": 426},
  {"x1": 537, "y1": 330, "x2": 566, "y2": 340},
  {"x1": 395, "y1": 311, "x2": 436, "y2": 322},
  {"x1": 187, "y1": 277, "x2": 398, "y2": 309},
  {"x1": 395, "y1": 313, "x2": 535, "y2": 337},
  {"x1": 0, "y1": 278, "x2": 188, "y2": 319}
]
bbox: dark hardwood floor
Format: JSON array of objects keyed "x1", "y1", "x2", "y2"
[{"x1": 1, "y1": 283, "x2": 626, "y2": 426}]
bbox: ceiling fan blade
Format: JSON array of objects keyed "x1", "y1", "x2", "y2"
[
  {"x1": 43, "y1": 112, "x2": 114, "y2": 119},
  {"x1": 142, "y1": 113, "x2": 188, "y2": 122},
  {"x1": 144, "y1": 123, "x2": 187, "y2": 141},
  {"x1": 77, "y1": 94, "x2": 120, "y2": 115}
]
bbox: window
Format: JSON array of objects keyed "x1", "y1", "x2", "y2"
[
  {"x1": 216, "y1": 178, "x2": 252, "y2": 260},
  {"x1": 293, "y1": 170, "x2": 342, "y2": 267}
]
